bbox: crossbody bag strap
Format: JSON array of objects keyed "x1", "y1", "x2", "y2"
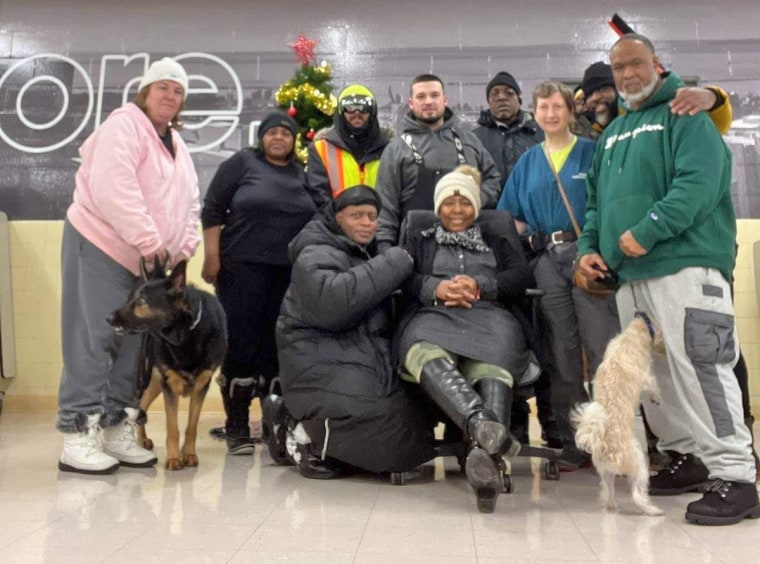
[{"x1": 542, "y1": 143, "x2": 582, "y2": 238}]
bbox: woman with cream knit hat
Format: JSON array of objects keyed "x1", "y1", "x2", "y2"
[{"x1": 398, "y1": 164, "x2": 536, "y2": 512}]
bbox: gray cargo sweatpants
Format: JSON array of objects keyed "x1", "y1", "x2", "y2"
[{"x1": 616, "y1": 266, "x2": 755, "y2": 483}]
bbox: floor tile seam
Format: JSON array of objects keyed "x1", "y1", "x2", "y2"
[
  {"x1": 222, "y1": 487, "x2": 291, "y2": 563},
  {"x1": 96, "y1": 526, "x2": 157, "y2": 564},
  {"x1": 0, "y1": 519, "x2": 50, "y2": 551},
  {"x1": 350, "y1": 480, "x2": 383, "y2": 563}
]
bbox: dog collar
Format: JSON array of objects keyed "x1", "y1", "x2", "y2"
[
  {"x1": 189, "y1": 301, "x2": 203, "y2": 331},
  {"x1": 634, "y1": 311, "x2": 655, "y2": 341}
]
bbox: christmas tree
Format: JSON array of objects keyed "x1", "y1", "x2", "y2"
[{"x1": 275, "y1": 33, "x2": 337, "y2": 163}]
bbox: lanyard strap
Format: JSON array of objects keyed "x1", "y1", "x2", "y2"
[{"x1": 542, "y1": 143, "x2": 582, "y2": 238}]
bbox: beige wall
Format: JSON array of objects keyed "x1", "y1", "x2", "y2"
[{"x1": 4, "y1": 219, "x2": 760, "y2": 415}]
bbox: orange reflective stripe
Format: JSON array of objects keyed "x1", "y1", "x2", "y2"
[
  {"x1": 333, "y1": 147, "x2": 346, "y2": 198},
  {"x1": 315, "y1": 141, "x2": 381, "y2": 197}
]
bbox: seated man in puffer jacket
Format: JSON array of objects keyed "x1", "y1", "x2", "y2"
[{"x1": 267, "y1": 185, "x2": 436, "y2": 479}]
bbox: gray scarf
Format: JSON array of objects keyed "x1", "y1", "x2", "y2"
[{"x1": 422, "y1": 224, "x2": 491, "y2": 253}]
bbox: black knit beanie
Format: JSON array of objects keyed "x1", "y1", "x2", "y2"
[
  {"x1": 581, "y1": 62, "x2": 615, "y2": 98},
  {"x1": 334, "y1": 185, "x2": 382, "y2": 212},
  {"x1": 486, "y1": 71, "x2": 521, "y2": 97},
  {"x1": 258, "y1": 111, "x2": 297, "y2": 140}
]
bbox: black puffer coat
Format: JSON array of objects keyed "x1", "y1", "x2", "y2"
[{"x1": 276, "y1": 210, "x2": 436, "y2": 472}]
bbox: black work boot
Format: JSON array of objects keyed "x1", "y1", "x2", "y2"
[
  {"x1": 419, "y1": 358, "x2": 507, "y2": 455},
  {"x1": 685, "y1": 479, "x2": 760, "y2": 525},
  {"x1": 649, "y1": 452, "x2": 709, "y2": 495},
  {"x1": 261, "y1": 394, "x2": 295, "y2": 466},
  {"x1": 475, "y1": 378, "x2": 520, "y2": 458}
]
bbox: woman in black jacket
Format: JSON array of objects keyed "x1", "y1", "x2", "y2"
[
  {"x1": 201, "y1": 112, "x2": 316, "y2": 454},
  {"x1": 274, "y1": 186, "x2": 436, "y2": 478},
  {"x1": 398, "y1": 165, "x2": 536, "y2": 513}
]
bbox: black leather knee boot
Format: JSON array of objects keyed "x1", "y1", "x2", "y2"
[
  {"x1": 474, "y1": 378, "x2": 520, "y2": 458},
  {"x1": 419, "y1": 358, "x2": 506, "y2": 454},
  {"x1": 420, "y1": 359, "x2": 506, "y2": 513}
]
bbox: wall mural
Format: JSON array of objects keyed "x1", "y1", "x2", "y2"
[{"x1": 1, "y1": 2, "x2": 759, "y2": 219}]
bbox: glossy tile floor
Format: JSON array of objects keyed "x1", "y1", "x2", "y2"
[{"x1": 1, "y1": 411, "x2": 759, "y2": 564}]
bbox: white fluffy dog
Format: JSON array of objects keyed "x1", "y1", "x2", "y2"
[{"x1": 573, "y1": 314, "x2": 663, "y2": 516}]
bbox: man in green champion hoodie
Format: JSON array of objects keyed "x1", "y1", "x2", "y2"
[{"x1": 576, "y1": 33, "x2": 759, "y2": 526}]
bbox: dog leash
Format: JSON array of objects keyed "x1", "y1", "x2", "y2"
[{"x1": 633, "y1": 310, "x2": 656, "y2": 342}]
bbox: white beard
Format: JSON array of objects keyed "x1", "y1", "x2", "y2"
[{"x1": 619, "y1": 76, "x2": 659, "y2": 106}]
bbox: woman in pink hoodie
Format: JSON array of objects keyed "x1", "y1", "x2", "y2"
[{"x1": 57, "y1": 57, "x2": 200, "y2": 475}]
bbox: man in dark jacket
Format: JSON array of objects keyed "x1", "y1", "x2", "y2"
[
  {"x1": 306, "y1": 84, "x2": 393, "y2": 212},
  {"x1": 272, "y1": 186, "x2": 436, "y2": 478},
  {"x1": 473, "y1": 71, "x2": 544, "y2": 188}
]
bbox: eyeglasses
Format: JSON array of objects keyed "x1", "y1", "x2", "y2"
[{"x1": 342, "y1": 104, "x2": 370, "y2": 114}]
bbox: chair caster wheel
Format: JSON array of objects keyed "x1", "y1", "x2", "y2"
[
  {"x1": 502, "y1": 474, "x2": 513, "y2": 494},
  {"x1": 390, "y1": 472, "x2": 406, "y2": 486},
  {"x1": 543, "y1": 461, "x2": 560, "y2": 480}
]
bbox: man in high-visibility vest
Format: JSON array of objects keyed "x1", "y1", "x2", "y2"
[{"x1": 306, "y1": 84, "x2": 393, "y2": 212}]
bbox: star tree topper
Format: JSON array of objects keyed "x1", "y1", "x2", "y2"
[{"x1": 288, "y1": 33, "x2": 318, "y2": 66}]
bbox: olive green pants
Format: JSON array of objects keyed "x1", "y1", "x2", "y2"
[{"x1": 403, "y1": 341, "x2": 513, "y2": 388}]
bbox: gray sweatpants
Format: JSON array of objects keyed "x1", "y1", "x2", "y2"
[
  {"x1": 616, "y1": 267, "x2": 755, "y2": 483},
  {"x1": 57, "y1": 221, "x2": 142, "y2": 433}
]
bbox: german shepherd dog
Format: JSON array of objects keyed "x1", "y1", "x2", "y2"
[{"x1": 108, "y1": 259, "x2": 227, "y2": 470}]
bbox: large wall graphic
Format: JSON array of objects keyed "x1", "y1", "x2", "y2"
[{"x1": 1, "y1": 1, "x2": 759, "y2": 219}]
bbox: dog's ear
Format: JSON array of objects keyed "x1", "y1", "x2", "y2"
[
  {"x1": 154, "y1": 255, "x2": 164, "y2": 276},
  {"x1": 168, "y1": 260, "x2": 187, "y2": 295},
  {"x1": 139, "y1": 257, "x2": 150, "y2": 281}
]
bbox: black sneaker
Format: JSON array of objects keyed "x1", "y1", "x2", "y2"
[
  {"x1": 294, "y1": 443, "x2": 345, "y2": 480},
  {"x1": 557, "y1": 446, "x2": 592, "y2": 472},
  {"x1": 261, "y1": 394, "x2": 294, "y2": 466},
  {"x1": 649, "y1": 452, "x2": 709, "y2": 496},
  {"x1": 226, "y1": 436, "x2": 256, "y2": 455},
  {"x1": 685, "y1": 479, "x2": 760, "y2": 525}
]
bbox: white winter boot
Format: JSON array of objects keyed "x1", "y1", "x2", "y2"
[
  {"x1": 102, "y1": 407, "x2": 158, "y2": 467},
  {"x1": 59, "y1": 414, "x2": 120, "y2": 475}
]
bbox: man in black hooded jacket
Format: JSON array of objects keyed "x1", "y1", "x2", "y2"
[
  {"x1": 271, "y1": 185, "x2": 436, "y2": 478},
  {"x1": 306, "y1": 84, "x2": 392, "y2": 212}
]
